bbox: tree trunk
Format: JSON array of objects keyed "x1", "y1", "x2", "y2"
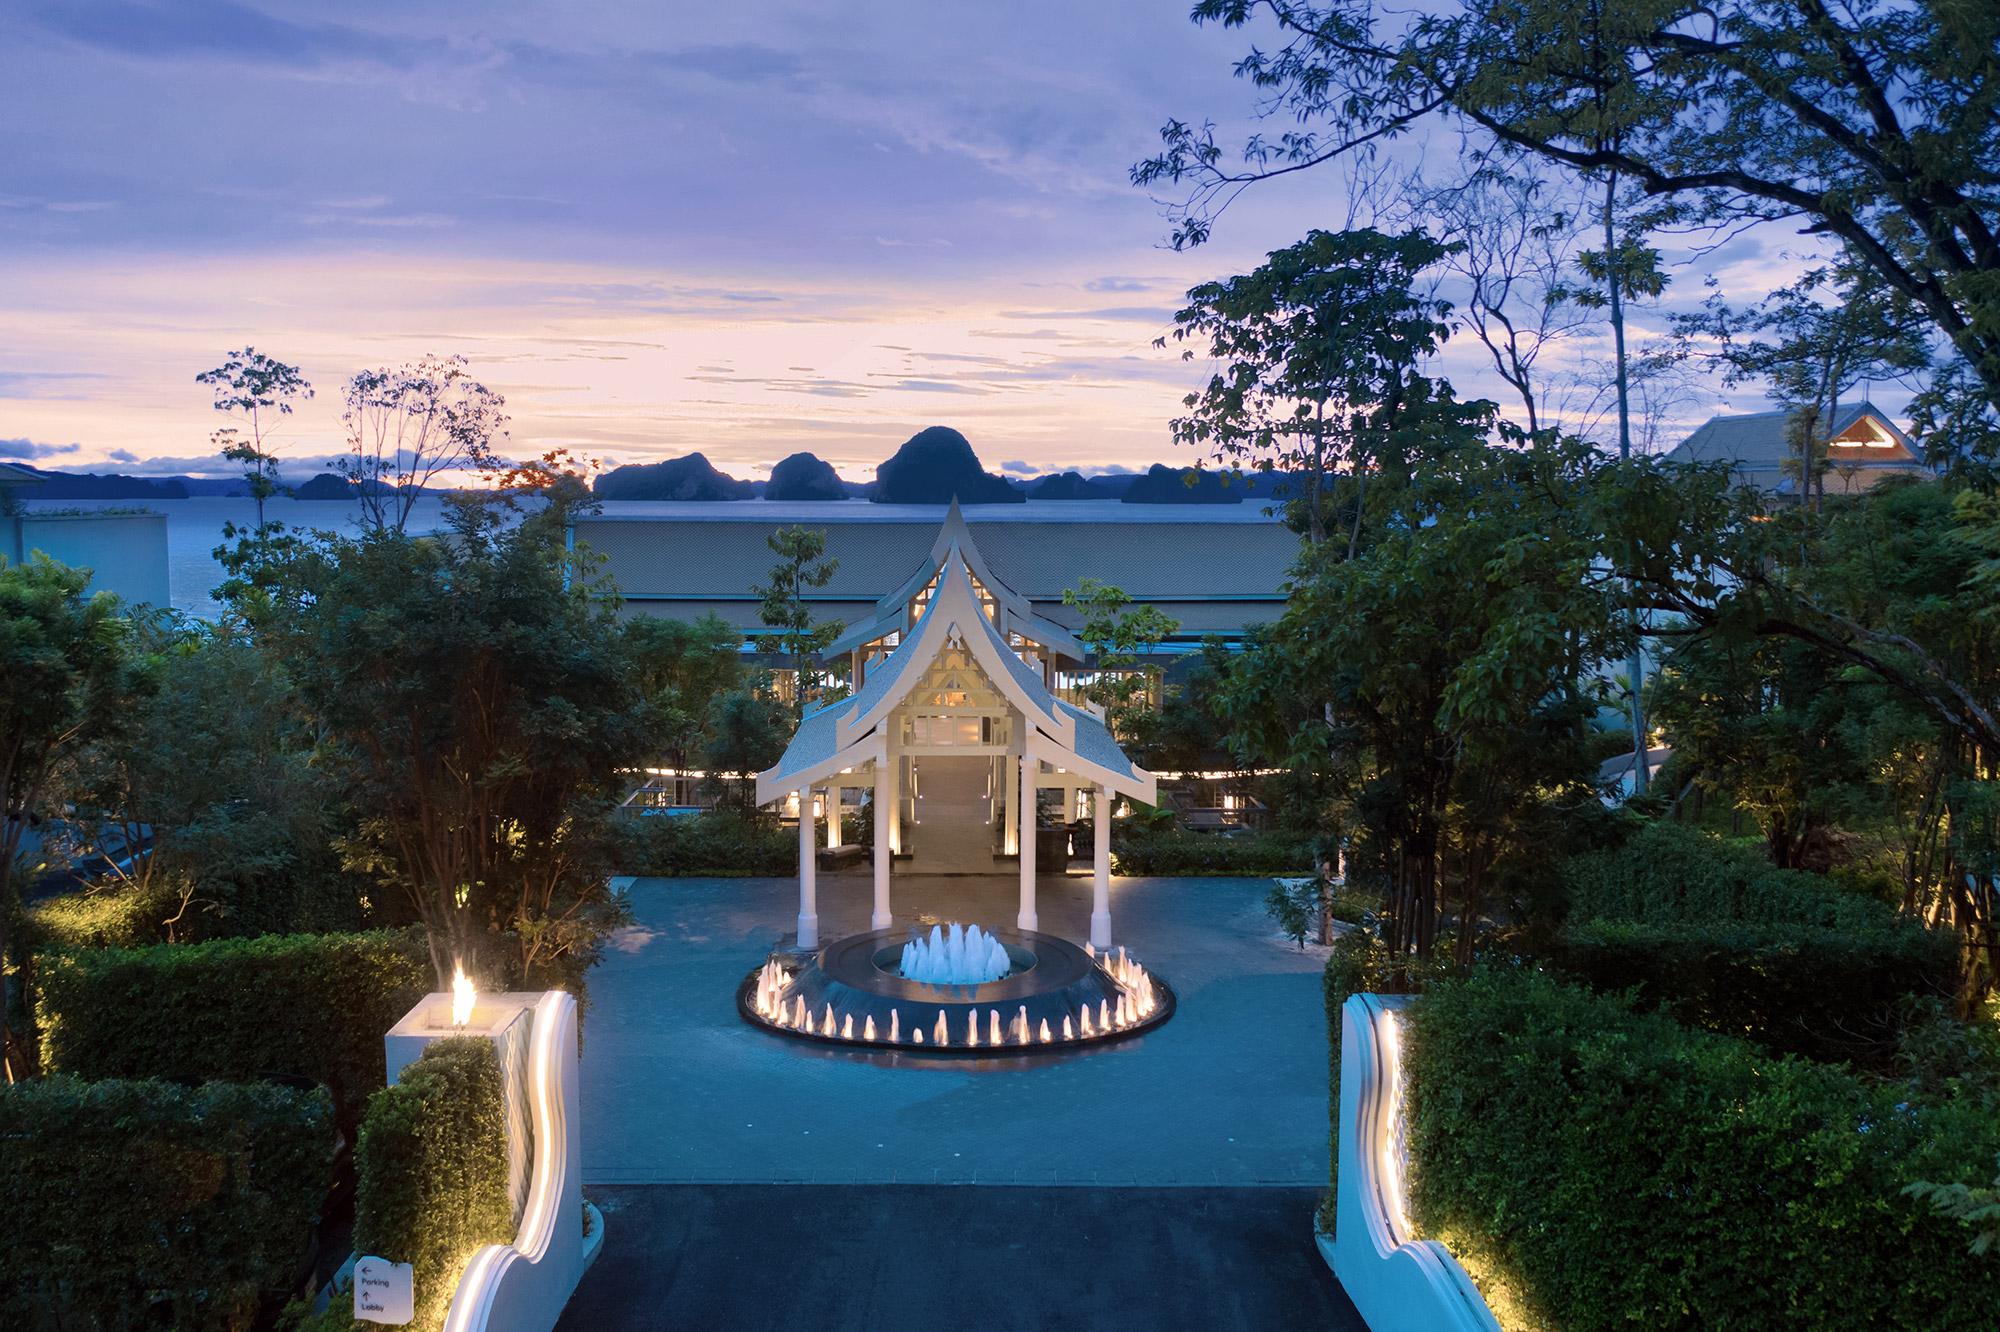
[{"x1": 1602, "y1": 174, "x2": 1648, "y2": 794}]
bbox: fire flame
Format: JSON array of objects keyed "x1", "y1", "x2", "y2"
[{"x1": 451, "y1": 962, "x2": 475, "y2": 1027}]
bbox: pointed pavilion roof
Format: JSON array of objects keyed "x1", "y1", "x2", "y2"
[
  {"x1": 755, "y1": 511, "x2": 1155, "y2": 806},
  {"x1": 823, "y1": 498, "x2": 1086, "y2": 661}
]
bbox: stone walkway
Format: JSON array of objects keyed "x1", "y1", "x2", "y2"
[
  {"x1": 580, "y1": 872, "x2": 1332, "y2": 1186},
  {"x1": 557, "y1": 1185, "x2": 1364, "y2": 1332}
]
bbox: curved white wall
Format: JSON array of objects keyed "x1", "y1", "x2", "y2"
[
  {"x1": 443, "y1": 990, "x2": 591, "y2": 1332},
  {"x1": 1329, "y1": 993, "x2": 1500, "y2": 1332},
  {"x1": 386, "y1": 990, "x2": 596, "y2": 1332}
]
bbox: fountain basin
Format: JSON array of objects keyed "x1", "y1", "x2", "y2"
[{"x1": 738, "y1": 925, "x2": 1174, "y2": 1056}]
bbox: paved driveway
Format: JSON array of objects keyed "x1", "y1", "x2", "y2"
[
  {"x1": 558, "y1": 1185, "x2": 1364, "y2": 1332},
  {"x1": 580, "y1": 871, "x2": 1332, "y2": 1186}
]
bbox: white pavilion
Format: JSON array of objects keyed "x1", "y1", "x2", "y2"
[{"x1": 755, "y1": 502, "x2": 1157, "y2": 952}]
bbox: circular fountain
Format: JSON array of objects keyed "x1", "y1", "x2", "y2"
[{"x1": 739, "y1": 922, "x2": 1175, "y2": 1054}]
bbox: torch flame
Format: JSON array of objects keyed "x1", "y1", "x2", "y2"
[{"x1": 451, "y1": 962, "x2": 475, "y2": 1027}]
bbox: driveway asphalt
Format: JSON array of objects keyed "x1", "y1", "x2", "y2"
[{"x1": 558, "y1": 1184, "x2": 1363, "y2": 1332}]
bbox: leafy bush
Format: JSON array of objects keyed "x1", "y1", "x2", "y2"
[
  {"x1": 1401, "y1": 968, "x2": 2000, "y2": 1330},
  {"x1": 1111, "y1": 828, "x2": 1314, "y2": 876},
  {"x1": 352, "y1": 1037, "x2": 513, "y2": 1331},
  {"x1": 21, "y1": 879, "x2": 180, "y2": 950},
  {"x1": 0, "y1": 1077, "x2": 333, "y2": 1330},
  {"x1": 1556, "y1": 916, "x2": 1957, "y2": 1062},
  {"x1": 36, "y1": 929, "x2": 431, "y2": 1130},
  {"x1": 1556, "y1": 821, "x2": 1956, "y2": 1062},
  {"x1": 1561, "y1": 820, "x2": 1897, "y2": 929},
  {"x1": 611, "y1": 809, "x2": 796, "y2": 876}
]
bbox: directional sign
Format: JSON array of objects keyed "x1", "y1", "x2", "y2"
[{"x1": 353, "y1": 1255, "x2": 414, "y2": 1326}]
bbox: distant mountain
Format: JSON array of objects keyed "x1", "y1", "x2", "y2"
[
  {"x1": 1029, "y1": 470, "x2": 1118, "y2": 500},
  {"x1": 291, "y1": 472, "x2": 357, "y2": 500},
  {"x1": 595, "y1": 453, "x2": 756, "y2": 501},
  {"x1": 763, "y1": 452, "x2": 847, "y2": 501},
  {"x1": 872, "y1": 426, "x2": 1023, "y2": 505},
  {"x1": 1120, "y1": 464, "x2": 1247, "y2": 504},
  {"x1": 9, "y1": 464, "x2": 188, "y2": 500},
  {"x1": 172, "y1": 476, "x2": 252, "y2": 497}
]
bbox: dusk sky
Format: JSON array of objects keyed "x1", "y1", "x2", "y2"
[{"x1": 2, "y1": 1, "x2": 1843, "y2": 481}]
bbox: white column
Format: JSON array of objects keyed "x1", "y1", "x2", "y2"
[
  {"x1": 888, "y1": 751, "x2": 903, "y2": 855},
  {"x1": 1018, "y1": 756, "x2": 1038, "y2": 932},
  {"x1": 797, "y1": 788, "x2": 818, "y2": 949},
  {"x1": 1091, "y1": 785, "x2": 1112, "y2": 950},
  {"x1": 1002, "y1": 754, "x2": 1019, "y2": 855},
  {"x1": 825, "y1": 786, "x2": 842, "y2": 849},
  {"x1": 872, "y1": 760, "x2": 893, "y2": 929}
]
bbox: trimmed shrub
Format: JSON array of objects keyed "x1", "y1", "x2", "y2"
[
  {"x1": 36, "y1": 928, "x2": 432, "y2": 1130},
  {"x1": 1111, "y1": 828, "x2": 1315, "y2": 876},
  {"x1": 1556, "y1": 822, "x2": 1956, "y2": 1062},
  {"x1": 1401, "y1": 968, "x2": 2000, "y2": 1330},
  {"x1": 1561, "y1": 820, "x2": 1900, "y2": 930},
  {"x1": 612, "y1": 809, "x2": 796, "y2": 876},
  {"x1": 21, "y1": 880, "x2": 178, "y2": 950},
  {"x1": 0, "y1": 1077, "x2": 334, "y2": 1330},
  {"x1": 354, "y1": 1037, "x2": 513, "y2": 1331},
  {"x1": 1556, "y1": 916, "x2": 1957, "y2": 1061}
]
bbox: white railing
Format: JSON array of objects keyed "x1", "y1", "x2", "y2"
[{"x1": 1321, "y1": 992, "x2": 1500, "y2": 1332}]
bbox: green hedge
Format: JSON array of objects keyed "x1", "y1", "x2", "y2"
[
  {"x1": 1556, "y1": 822, "x2": 1956, "y2": 1062},
  {"x1": 1556, "y1": 916, "x2": 1957, "y2": 1062},
  {"x1": 1561, "y1": 820, "x2": 1904, "y2": 930},
  {"x1": 612, "y1": 809, "x2": 796, "y2": 876},
  {"x1": 1111, "y1": 828, "x2": 1315, "y2": 876},
  {"x1": 0, "y1": 1077, "x2": 334, "y2": 1330},
  {"x1": 36, "y1": 928, "x2": 432, "y2": 1130},
  {"x1": 357, "y1": 1036, "x2": 513, "y2": 1331},
  {"x1": 20, "y1": 880, "x2": 180, "y2": 951},
  {"x1": 1402, "y1": 968, "x2": 2000, "y2": 1330}
]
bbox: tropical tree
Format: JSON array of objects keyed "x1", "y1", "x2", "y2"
[
  {"x1": 755, "y1": 526, "x2": 843, "y2": 716},
  {"x1": 1241, "y1": 427, "x2": 1619, "y2": 966},
  {"x1": 195, "y1": 347, "x2": 312, "y2": 531},
  {"x1": 1138, "y1": 0, "x2": 2000, "y2": 472},
  {"x1": 1163, "y1": 228, "x2": 1454, "y2": 546},
  {"x1": 338, "y1": 354, "x2": 507, "y2": 534},
  {"x1": 67, "y1": 622, "x2": 359, "y2": 941},
  {"x1": 701, "y1": 684, "x2": 790, "y2": 808},
  {"x1": 1569, "y1": 181, "x2": 1671, "y2": 787},
  {"x1": 0, "y1": 557, "x2": 146, "y2": 1077},
  {"x1": 1630, "y1": 474, "x2": 2000, "y2": 995},
  {"x1": 224, "y1": 489, "x2": 645, "y2": 989},
  {"x1": 1060, "y1": 579, "x2": 1181, "y2": 742},
  {"x1": 1407, "y1": 165, "x2": 1595, "y2": 435},
  {"x1": 623, "y1": 614, "x2": 746, "y2": 770}
]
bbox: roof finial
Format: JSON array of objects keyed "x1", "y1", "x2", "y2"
[{"x1": 941, "y1": 495, "x2": 968, "y2": 543}]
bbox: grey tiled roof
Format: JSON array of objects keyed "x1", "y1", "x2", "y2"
[
  {"x1": 762, "y1": 699, "x2": 846, "y2": 787},
  {"x1": 1059, "y1": 701, "x2": 1136, "y2": 784},
  {"x1": 574, "y1": 512, "x2": 1299, "y2": 603},
  {"x1": 1663, "y1": 402, "x2": 1920, "y2": 477}
]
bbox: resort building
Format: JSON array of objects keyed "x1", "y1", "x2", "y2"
[
  {"x1": 1, "y1": 464, "x2": 171, "y2": 607},
  {"x1": 753, "y1": 504, "x2": 1157, "y2": 952},
  {"x1": 575, "y1": 499, "x2": 1299, "y2": 671},
  {"x1": 1663, "y1": 401, "x2": 1928, "y2": 496}
]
